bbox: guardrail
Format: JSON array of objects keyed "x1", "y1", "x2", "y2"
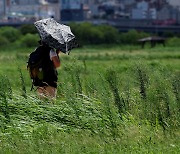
[
  {"x1": 1, "y1": 20, "x2": 180, "y2": 34},
  {"x1": 0, "y1": 22, "x2": 33, "y2": 27}
]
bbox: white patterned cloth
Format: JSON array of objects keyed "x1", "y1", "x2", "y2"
[{"x1": 34, "y1": 18, "x2": 77, "y2": 54}]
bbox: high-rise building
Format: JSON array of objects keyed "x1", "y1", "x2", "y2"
[
  {"x1": 0, "y1": 0, "x2": 5, "y2": 17},
  {"x1": 167, "y1": 0, "x2": 180, "y2": 7},
  {"x1": 60, "y1": 0, "x2": 84, "y2": 21},
  {"x1": 13, "y1": 0, "x2": 39, "y2": 5},
  {"x1": 61, "y1": 0, "x2": 81, "y2": 10},
  {"x1": 0, "y1": 0, "x2": 60, "y2": 21},
  {"x1": 118, "y1": 0, "x2": 135, "y2": 5}
]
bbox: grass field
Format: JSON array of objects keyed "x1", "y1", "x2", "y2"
[{"x1": 0, "y1": 45, "x2": 179, "y2": 153}]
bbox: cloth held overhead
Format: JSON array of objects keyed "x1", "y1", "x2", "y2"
[{"x1": 34, "y1": 18, "x2": 77, "y2": 54}]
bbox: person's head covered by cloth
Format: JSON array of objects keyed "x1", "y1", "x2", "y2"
[
  {"x1": 34, "y1": 18, "x2": 78, "y2": 55},
  {"x1": 27, "y1": 18, "x2": 78, "y2": 99},
  {"x1": 27, "y1": 38, "x2": 61, "y2": 99}
]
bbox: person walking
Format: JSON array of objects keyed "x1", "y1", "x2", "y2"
[
  {"x1": 37, "y1": 41, "x2": 61, "y2": 98},
  {"x1": 28, "y1": 40, "x2": 61, "y2": 99}
]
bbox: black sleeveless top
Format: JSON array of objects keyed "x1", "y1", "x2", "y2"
[{"x1": 37, "y1": 45, "x2": 58, "y2": 88}]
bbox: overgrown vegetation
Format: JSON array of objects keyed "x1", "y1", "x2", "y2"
[
  {"x1": 0, "y1": 24, "x2": 180, "y2": 50},
  {"x1": 0, "y1": 44, "x2": 179, "y2": 153}
]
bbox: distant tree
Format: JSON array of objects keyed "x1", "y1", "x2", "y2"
[
  {"x1": 70, "y1": 22, "x2": 95, "y2": 45},
  {"x1": 98, "y1": 25, "x2": 119, "y2": 44},
  {"x1": 19, "y1": 24, "x2": 38, "y2": 35},
  {"x1": 0, "y1": 36, "x2": 10, "y2": 47},
  {"x1": 19, "y1": 34, "x2": 39, "y2": 47},
  {"x1": 69, "y1": 22, "x2": 119, "y2": 45},
  {"x1": 0, "y1": 26, "x2": 22, "y2": 42},
  {"x1": 167, "y1": 37, "x2": 180, "y2": 47},
  {"x1": 70, "y1": 23, "x2": 151, "y2": 45},
  {"x1": 119, "y1": 30, "x2": 150, "y2": 45},
  {"x1": 162, "y1": 31, "x2": 174, "y2": 38}
]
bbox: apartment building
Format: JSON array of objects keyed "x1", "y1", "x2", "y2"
[
  {"x1": 0, "y1": 0, "x2": 60, "y2": 21},
  {"x1": 132, "y1": 1, "x2": 157, "y2": 19},
  {"x1": 60, "y1": 0, "x2": 84, "y2": 21},
  {"x1": 0, "y1": 0, "x2": 4, "y2": 18}
]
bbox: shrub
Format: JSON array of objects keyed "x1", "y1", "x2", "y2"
[
  {"x1": 167, "y1": 37, "x2": 180, "y2": 47},
  {"x1": 19, "y1": 24, "x2": 38, "y2": 35},
  {"x1": 98, "y1": 25, "x2": 119, "y2": 44},
  {"x1": 74, "y1": 22, "x2": 95, "y2": 45},
  {"x1": 0, "y1": 36, "x2": 10, "y2": 47},
  {"x1": 19, "y1": 34, "x2": 39, "y2": 47},
  {"x1": 87, "y1": 26, "x2": 104, "y2": 44},
  {"x1": 0, "y1": 26, "x2": 22, "y2": 42},
  {"x1": 162, "y1": 31, "x2": 174, "y2": 38},
  {"x1": 69, "y1": 22, "x2": 119, "y2": 45},
  {"x1": 119, "y1": 30, "x2": 149, "y2": 45}
]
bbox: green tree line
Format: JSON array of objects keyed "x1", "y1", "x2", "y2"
[{"x1": 0, "y1": 23, "x2": 179, "y2": 49}]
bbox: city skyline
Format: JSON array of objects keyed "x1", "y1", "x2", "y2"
[{"x1": 0, "y1": 0, "x2": 180, "y2": 24}]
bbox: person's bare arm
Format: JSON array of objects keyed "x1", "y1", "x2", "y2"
[
  {"x1": 50, "y1": 49, "x2": 61, "y2": 68},
  {"x1": 52, "y1": 56, "x2": 60, "y2": 68}
]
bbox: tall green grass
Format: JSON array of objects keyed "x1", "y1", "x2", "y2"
[{"x1": 0, "y1": 46, "x2": 179, "y2": 153}]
